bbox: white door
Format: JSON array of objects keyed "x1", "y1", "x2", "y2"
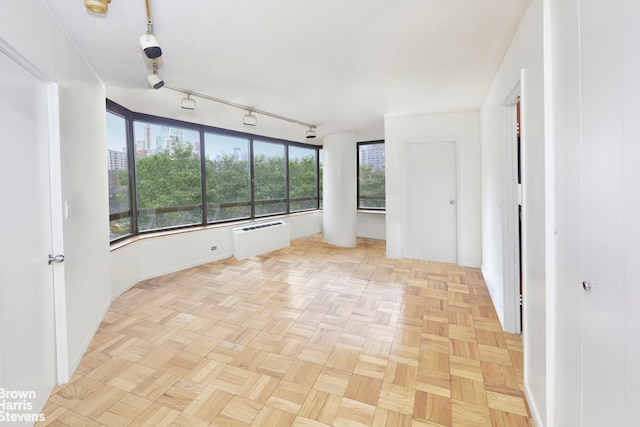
[
  {"x1": 580, "y1": 1, "x2": 626, "y2": 426},
  {"x1": 0, "y1": 49, "x2": 58, "y2": 423},
  {"x1": 402, "y1": 141, "x2": 457, "y2": 263}
]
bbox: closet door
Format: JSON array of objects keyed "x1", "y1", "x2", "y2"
[{"x1": 580, "y1": 0, "x2": 625, "y2": 425}]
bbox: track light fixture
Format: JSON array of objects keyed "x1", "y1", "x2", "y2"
[
  {"x1": 305, "y1": 127, "x2": 317, "y2": 139},
  {"x1": 140, "y1": 30, "x2": 162, "y2": 59},
  {"x1": 84, "y1": 0, "x2": 111, "y2": 14},
  {"x1": 140, "y1": 0, "x2": 162, "y2": 59},
  {"x1": 86, "y1": 0, "x2": 318, "y2": 138},
  {"x1": 147, "y1": 60, "x2": 164, "y2": 89},
  {"x1": 243, "y1": 111, "x2": 258, "y2": 127},
  {"x1": 181, "y1": 94, "x2": 196, "y2": 110}
]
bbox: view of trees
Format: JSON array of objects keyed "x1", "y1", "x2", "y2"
[
  {"x1": 289, "y1": 154, "x2": 318, "y2": 211},
  {"x1": 107, "y1": 111, "x2": 385, "y2": 243},
  {"x1": 112, "y1": 136, "x2": 320, "y2": 235},
  {"x1": 359, "y1": 163, "x2": 385, "y2": 208},
  {"x1": 358, "y1": 142, "x2": 385, "y2": 209},
  {"x1": 134, "y1": 144, "x2": 202, "y2": 230},
  {"x1": 205, "y1": 152, "x2": 251, "y2": 221}
]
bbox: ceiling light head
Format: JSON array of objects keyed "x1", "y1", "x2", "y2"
[
  {"x1": 85, "y1": 0, "x2": 111, "y2": 14},
  {"x1": 305, "y1": 127, "x2": 317, "y2": 139},
  {"x1": 140, "y1": 32, "x2": 162, "y2": 59},
  {"x1": 181, "y1": 94, "x2": 196, "y2": 110},
  {"x1": 147, "y1": 71, "x2": 164, "y2": 89},
  {"x1": 243, "y1": 111, "x2": 257, "y2": 127}
]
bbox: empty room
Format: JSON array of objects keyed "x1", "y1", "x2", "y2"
[{"x1": 1, "y1": 0, "x2": 639, "y2": 426}]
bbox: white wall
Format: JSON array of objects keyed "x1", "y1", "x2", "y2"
[
  {"x1": 384, "y1": 112, "x2": 481, "y2": 268},
  {"x1": 480, "y1": 0, "x2": 546, "y2": 424},
  {"x1": 546, "y1": 1, "x2": 581, "y2": 424},
  {"x1": 356, "y1": 212, "x2": 386, "y2": 240},
  {"x1": 0, "y1": 0, "x2": 112, "y2": 374},
  {"x1": 111, "y1": 211, "x2": 322, "y2": 298}
]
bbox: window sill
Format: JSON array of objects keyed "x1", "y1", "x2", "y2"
[
  {"x1": 109, "y1": 210, "x2": 322, "y2": 252},
  {"x1": 357, "y1": 209, "x2": 386, "y2": 214}
]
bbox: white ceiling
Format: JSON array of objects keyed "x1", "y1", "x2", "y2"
[{"x1": 41, "y1": 0, "x2": 529, "y2": 143}]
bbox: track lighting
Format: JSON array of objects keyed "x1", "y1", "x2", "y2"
[
  {"x1": 243, "y1": 111, "x2": 258, "y2": 126},
  {"x1": 140, "y1": 0, "x2": 162, "y2": 59},
  {"x1": 147, "y1": 61, "x2": 164, "y2": 89},
  {"x1": 140, "y1": 31, "x2": 162, "y2": 59},
  {"x1": 305, "y1": 127, "x2": 317, "y2": 139},
  {"x1": 147, "y1": 71, "x2": 164, "y2": 89},
  {"x1": 84, "y1": 0, "x2": 111, "y2": 14},
  {"x1": 167, "y1": 85, "x2": 318, "y2": 138},
  {"x1": 181, "y1": 94, "x2": 196, "y2": 110}
]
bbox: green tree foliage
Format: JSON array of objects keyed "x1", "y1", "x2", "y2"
[
  {"x1": 205, "y1": 153, "x2": 251, "y2": 221},
  {"x1": 116, "y1": 144, "x2": 319, "y2": 227},
  {"x1": 136, "y1": 144, "x2": 201, "y2": 208},
  {"x1": 359, "y1": 163, "x2": 385, "y2": 208},
  {"x1": 254, "y1": 154, "x2": 285, "y2": 201},
  {"x1": 289, "y1": 154, "x2": 318, "y2": 211},
  {"x1": 135, "y1": 144, "x2": 202, "y2": 230},
  {"x1": 289, "y1": 155, "x2": 316, "y2": 198},
  {"x1": 206, "y1": 154, "x2": 250, "y2": 203}
]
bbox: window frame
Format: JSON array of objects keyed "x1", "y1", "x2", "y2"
[
  {"x1": 357, "y1": 140, "x2": 386, "y2": 211},
  {"x1": 106, "y1": 100, "x2": 137, "y2": 240},
  {"x1": 106, "y1": 99, "x2": 321, "y2": 244},
  {"x1": 288, "y1": 144, "x2": 320, "y2": 213}
]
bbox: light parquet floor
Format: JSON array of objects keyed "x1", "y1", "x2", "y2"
[{"x1": 39, "y1": 234, "x2": 533, "y2": 426}]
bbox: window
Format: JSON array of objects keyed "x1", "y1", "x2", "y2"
[
  {"x1": 319, "y1": 148, "x2": 324, "y2": 209},
  {"x1": 253, "y1": 140, "x2": 286, "y2": 216},
  {"x1": 204, "y1": 133, "x2": 251, "y2": 222},
  {"x1": 134, "y1": 121, "x2": 201, "y2": 231},
  {"x1": 106, "y1": 101, "x2": 321, "y2": 242},
  {"x1": 289, "y1": 145, "x2": 318, "y2": 212},
  {"x1": 358, "y1": 141, "x2": 385, "y2": 209},
  {"x1": 107, "y1": 111, "x2": 132, "y2": 240}
]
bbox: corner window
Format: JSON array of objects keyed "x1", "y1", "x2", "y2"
[{"x1": 106, "y1": 100, "x2": 321, "y2": 243}]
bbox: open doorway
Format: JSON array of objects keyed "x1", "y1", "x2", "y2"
[
  {"x1": 502, "y1": 87, "x2": 522, "y2": 334},
  {"x1": 517, "y1": 100, "x2": 523, "y2": 332}
]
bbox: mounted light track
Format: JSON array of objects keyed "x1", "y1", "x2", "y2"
[{"x1": 165, "y1": 85, "x2": 317, "y2": 139}]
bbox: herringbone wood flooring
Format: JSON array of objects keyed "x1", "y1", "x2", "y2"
[{"x1": 39, "y1": 235, "x2": 533, "y2": 426}]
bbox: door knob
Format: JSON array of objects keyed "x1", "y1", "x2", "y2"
[
  {"x1": 48, "y1": 254, "x2": 65, "y2": 265},
  {"x1": 450, "y1": 200, "x2": 456, "y2": 205},
  {"x1": 582, "y1": 281, "x2": 593, "y2": 291}
]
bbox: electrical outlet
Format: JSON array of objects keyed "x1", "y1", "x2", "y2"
[{"x1": 210, "y1": 246, "x2": 217, "y2": 251}]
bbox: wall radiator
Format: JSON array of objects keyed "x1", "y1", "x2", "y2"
[{"x1": 232, "y1": 220, "x2": 290, "y2": 260}]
